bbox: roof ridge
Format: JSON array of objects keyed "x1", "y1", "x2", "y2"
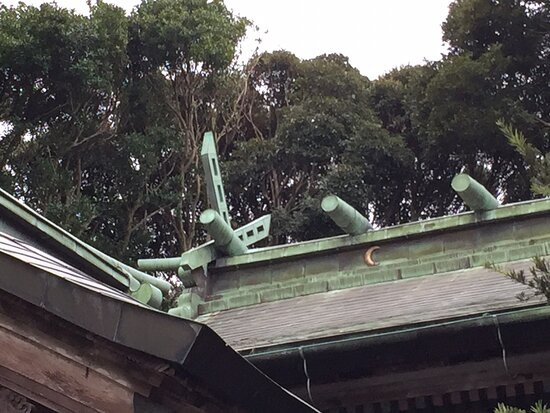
[{"x1": 213, "y1": 198, "x2": 550, "y2": 269}]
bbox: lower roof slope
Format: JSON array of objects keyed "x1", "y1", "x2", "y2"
[
  {"x1": 197, "y1": 258, "x2": 546, "y2": 352},
  {"x1": 0, "y1": 229, "x2": 319, "y2": 412}
]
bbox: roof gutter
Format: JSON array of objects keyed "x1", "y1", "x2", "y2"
[
  {"x1": 243, "y1": 306, "x2": 550, "y2": 391},
  {"x1": 245, "y1": 305, "x2": 550, "y2": 362}
]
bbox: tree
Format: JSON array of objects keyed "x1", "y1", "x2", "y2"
[
  {"x1": 226, "y1": 53, "x2": 415, "y2": 242},
  {"x1": 368, "y1": 0, "x2": 549, "y2": 224},
  {"x1": 119, "y1": 0, "x2": 248, "y2": 254},
  {"x1": 0, "y1": 1, "x2": 129, "y2": 239},
  {"x1": 368, "y1": 64, "x2": 464, "y2": 221},
  {"x1": 490, "y1": 257, "x2": 550, "y2": 303},
  {"x1": 0, "y1": 0, "x2": 249, "y2": 262},
  {"x1": 494, "y1": 400, "x2": 550, "y2": 413},
  {"x1": 497, "y1": 120, "x2": 550, "y2": 196},
  {"x1": 1, "y1": 0, "x2": 548, "y2": 261},
  {"x1": 438, "y1": 0, "x2": 549, "y2": 201}
]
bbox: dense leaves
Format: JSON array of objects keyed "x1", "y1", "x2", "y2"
[
  {"x1": 0, "y1": 0, "x2": 248, "y2": 261},
  {"x1": 0, "y1": 0, "x2": 548, "y2": 264},
  {"x1": 494, "y1": 400, "x2": 550, "y2": 413}
]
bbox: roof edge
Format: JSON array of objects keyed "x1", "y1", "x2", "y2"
[
  {"x1": 243, "y1": 304, "x2": 550, "y2": 361},
  {"x1": 0, "y1": 187, "x2": 132, "y2": 289},
  {"x1": 0, "y1": 252, "x2": 319, "y2": 413}
]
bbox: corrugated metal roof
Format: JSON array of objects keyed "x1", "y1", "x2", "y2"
[
  {"x1": 197, "y1": 259, "x2": 545, "y2": 351},
  {"x1": 0, "y1": 230, "x2": 142, "y2": 306}
]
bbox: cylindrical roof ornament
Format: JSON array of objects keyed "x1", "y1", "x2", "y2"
[
  {"x1": 131, "y1": 283, "x2": 163, "y2": 309},
  {"x1": 200, "y1": 209, "x2": 248, "y2": 256},
  {"x1": 321, "y1": 195, "x2": 372, "y2": 235},
  {"x1": 137, "y1": 257, "x2": 182, "y2": 272},
  {"x1": 451, "y1": 173, "x2": 500, "y2": 212}
]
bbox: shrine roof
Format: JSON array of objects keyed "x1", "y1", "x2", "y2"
[
  {"x1": 0, "y1": 229, "x2": 144, "y2": 307},
  {"x1": 0, "y1": 187, "x2": 170, "y2": 298},
  {"x1": 214, "y1": 198, "x2": 550, "y2": 269},
  {"x1": 194, "y1": 197, "x2": 550, "y2": 353},
  {"x1": 197, "y1": 258, "x2": 545, "y2": 352},
  {"x1": 0, "y1": 221, "x2": 318, "y2": 413}
]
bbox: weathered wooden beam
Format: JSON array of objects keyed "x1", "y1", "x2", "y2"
[
  {"x1": 0, "y1": 290, "x2": 238, "y2": 413},
  {"x1": 0, "y1": 365, "x2": 88, "y2": 413},
  {"x1": 0, "y1": 323, "x2": 135, "y2": 412},
  {"x1": 296, "y1": 350, "x2": 550, "y2": 409},
  {"x1": 0, "y1": 302, "x2": 158, "y2": 395}
]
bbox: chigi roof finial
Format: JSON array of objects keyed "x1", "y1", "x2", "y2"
[{"x1": 137, "y1": 131, "x2": 271, "y2": 287}]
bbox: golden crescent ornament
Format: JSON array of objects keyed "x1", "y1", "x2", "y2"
[{"x1": 364, "y1": 246, "x2": 380, "y2": 266}]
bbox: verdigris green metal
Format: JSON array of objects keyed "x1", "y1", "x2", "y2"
[
  {"x1": 321, "y1": 195, "x2": 372, "y2": 235},
  {"x1": 177, "y1": 268, "x2": 194, "y2": 288},
  {"x1": 201, "y1": 131, "x2": 230, "y2": 224},
  {"x1": 200, "y1": 209, "x2": 248, "y2": 256},
  {"x1": 138, "y1": 132, "x2": 272, "y2": 283},
  {"x1": 138, "y1": 256, "x2": 182, "y2": 272},
  {"x1": 137, "y1": 214, "x2": 271, "y2": 272},
  {"x1": 235, "y1": 214, "x2": 271, "y2": 246},
  {"x1": 0, "y1": 187, "x2": 174, "y2": 295},
  {"x1": 168, "y1": 291, "x2": 200, "y2": 319},
  {"x1": 88, "y1": 244, "x2": 171, "y2": 294},
  {"x1": 451, "y1": 173, "x2": 500, "y2": 212},
  {"x1": 215, "y1": 197, "x2": 550, "y2": 269},
  {"x1": 131, "y1": 282, "x2": 163, "y2": 309},
  {"x1": 0, "y1": 188, "x2": 130, "y2": 289}
]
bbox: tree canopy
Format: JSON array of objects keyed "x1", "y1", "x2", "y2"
[{"x1": 0, "y1": 0, "x2": 548, "y2": 264}]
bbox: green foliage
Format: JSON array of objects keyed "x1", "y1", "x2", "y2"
[
  {"x1": 0, "y1": 0, "x2": 248, "y2": 262},
  {"x1": 123, "y1": 0, "x2": 249, "y2": 254},
  {"x1": 133, "y1": 0, "x2": 247, "y2": 72},
  {"x1": 0, "y1": 1, "x2": 129, "y2": 239},
  {"x1": 494, "y1": 400, "x2": 550, "y2": 413},
  {"x1": 497, "y1": 120, "x2": 550, "y2": 196},
  {"x1": 369, "y1": 64, "x2": 464, "y2": 221},
  {"x1": 226, "y1": 52, "x2": 414, "y2": 242},
  {"x1": 0, "y1": 0, "x2": 549, "y2": 263},
  {"x1": 367, "y1": 0, "x2": 549, "y2": 222},
  {"x1": 489, "y1": 257, "x2": 550, "y2": 303}
]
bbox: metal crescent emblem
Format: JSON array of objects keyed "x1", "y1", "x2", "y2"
[{"x1": 364, "y1": 246, "x2": 380, "y2": 266}]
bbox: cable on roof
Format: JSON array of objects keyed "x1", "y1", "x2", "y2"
[
  {"x1": 299, "y1": 346, "x2": 314, "y2": 404},
  {"x1": 491, "y1": 314, "x2": 510, "y2": 376}
]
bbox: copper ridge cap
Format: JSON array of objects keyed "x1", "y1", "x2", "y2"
[{"x1": 212, "y1": 197, "x2": 550, "y2": 268}]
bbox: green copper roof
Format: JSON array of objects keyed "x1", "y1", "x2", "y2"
[
  {"x1": 0, "y1": 187, "x2": 169, "y2": 296},
  {"x1": 214, "y1": 198, "x2": 550, "y2": 269},
  {"x1": 188, "y1": 196, "x2": 550, "y2": 320}
]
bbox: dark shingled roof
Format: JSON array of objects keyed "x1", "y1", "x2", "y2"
[
  {"x1": 0, "y1": 230, "x2": 142, "y2": 305},
  {"x1": 0, "y1": 225, "x2": 319, "y2": 412},
  {"x1": 197, "y1": 259, "x2": 545, "y2": 351}
]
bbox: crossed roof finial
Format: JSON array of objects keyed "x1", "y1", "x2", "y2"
[{"x1": 137, "y1": 131, "x2": 271, "y2": 287}]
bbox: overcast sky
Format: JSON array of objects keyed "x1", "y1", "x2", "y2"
[{"x1": 2, "y1": 0, "x2": 454, "y2": 79}]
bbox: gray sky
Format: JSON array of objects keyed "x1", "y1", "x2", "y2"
[{"x1": 2, "y1": 0, "x2": 454, "y2": 79}]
